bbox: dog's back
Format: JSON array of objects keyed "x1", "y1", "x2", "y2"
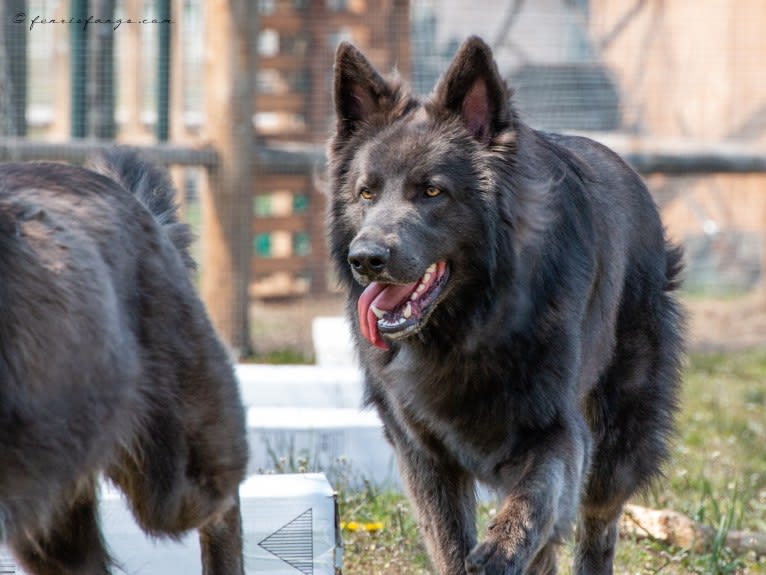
[{"x1": 0, "y1": 151, "x2": 247, "y2": 574}]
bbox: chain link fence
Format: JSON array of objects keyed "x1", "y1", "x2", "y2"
[{"x1": 2, "y1": 0, "x2": 766, "y2": 356}]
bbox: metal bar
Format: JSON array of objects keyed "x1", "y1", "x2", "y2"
[
  {"x1": 91, "y1": 0, "x2": 116, "y2": 139},
  {"x1": 156, "y1": 0, "x2": 171, "y2": 141},
  {"x1": 70, "y1": 0, "x2": 88, "y2": 138},
  {"x1": 3, "y1": 0, "x2": 28, "y2": 136}
]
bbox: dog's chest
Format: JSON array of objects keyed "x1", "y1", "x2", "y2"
[{"x1": 376, "y1": 348, "x2": 504, "y2": 479}]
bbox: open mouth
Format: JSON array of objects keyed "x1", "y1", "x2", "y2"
[{"x1": 357, "y1": 261, "x2": 449, "y2": 350}]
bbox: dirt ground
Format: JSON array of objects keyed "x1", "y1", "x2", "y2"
[
  {"x1": 250, "y1": 290, "x2": 766, "y2": 361},
  {"x1": 685, "y1": 289, "x2": 766, "y2": 352}
]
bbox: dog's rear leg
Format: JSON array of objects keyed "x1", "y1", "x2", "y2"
[
  {"x1": 573, "y1": 513, "x2": 619, "y2": 575},
  {"x1": 199, "y1": 493, "x2": 244, "y2": 575},
  {"x1": 13, "y1": 487, "x2": 110, "y2": 575},
  {"x1": 576, "y1": 300, "x2": 682, "y2": 575}
]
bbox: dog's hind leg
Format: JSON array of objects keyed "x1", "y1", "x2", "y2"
[
  {"x1": 109, "y1": 401, "x2": 247, "y2": 574},
  {"x1": 576, "y1": 295, "x2": 682, "y2": 575},
  {"x1": 576, "y1": 381, "x2": 670, "y2": 575},
  {"x1": 573, "y1": 513, "x2": 619, "y2": 575},
  {"x1": 199, "y1": 494, "x2": 244, "y2": 575},
  {"x1": 12, "y1": 487, "x2": 110, "y2": 575}
]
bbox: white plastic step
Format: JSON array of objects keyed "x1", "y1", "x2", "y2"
[
  {"x1": 246, "y1": 406, "x2": 398, "y2": 487},
  {"x1": 236, "y1": 364, "x2": 364, "y2": 409}
]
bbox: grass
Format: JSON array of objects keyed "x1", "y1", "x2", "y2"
[
  {"x1": 328, "y1": 350, "x2": 766, "y2": 574},
  {"x1": 245, "y1": 348, "x2": 313, "y2": 364}
]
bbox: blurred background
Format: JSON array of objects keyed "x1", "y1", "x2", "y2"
[{"x1": 2, "y1": 0, "x2": 766, "y2": 361}]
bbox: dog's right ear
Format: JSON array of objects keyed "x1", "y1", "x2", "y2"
[{"x1": 334, "y1": 42, "x2": 392, "y2": 136}]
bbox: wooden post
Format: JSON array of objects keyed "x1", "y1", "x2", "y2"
[
  {"x1": 389, "y1": 0, "x2": 411, "y2": 77},
  {"x1": 305, "y1": 0, "x2": 329, "y2": 294},
  {"x1": 201, "y1": 0, "x2": 257, "y2": 357},
  {"x1": 169, "y1": 0, "x2": 186, "y2": 144},
  {"x1": 120, "y1": 0, "x2": 144, "y2": 140},
  {"x1": 51, "y1": 0, "x2": 72, "y2": 138},
  {"x1": 169, "y1": 0, "x2": 187, "y2": 216}
]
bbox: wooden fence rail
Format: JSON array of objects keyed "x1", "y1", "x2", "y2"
[
  {"x1": 0, "y1": 137, "x2": 219, "y2": 167},
  {"x1": 1, "y1": 137, "x2": 764, "y2": 176}
]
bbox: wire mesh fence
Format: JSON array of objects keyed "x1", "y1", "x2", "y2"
[{"x1": 2, "y1": 0, "x2": 766, "y2": 356}]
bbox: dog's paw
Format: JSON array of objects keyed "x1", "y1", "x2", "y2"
[
  {"x1": 465, "y1": 540, "x2": 522, "y2": 575},
  {"x1": 465, "y1": 541, "x2": 494, "y2": 574}
]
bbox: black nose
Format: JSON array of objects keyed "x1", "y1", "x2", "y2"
[{"x1": 348, "y1": 243, "x2": 389, "y2": 277}]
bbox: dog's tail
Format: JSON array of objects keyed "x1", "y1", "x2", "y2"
[
  {"x1": 86, "y1": 148, "x2": 196, "y2": 270},
  {"x1": 664, "y1": 242, "x2": 684, "y2": 292}
]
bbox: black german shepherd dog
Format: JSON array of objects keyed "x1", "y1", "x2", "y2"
[
  {"x1": 0, "y1": 150, "x2": 248, "y2": 574},
  {"x1": 328, "y1": 37, "x2": 684, "y2": 574}
]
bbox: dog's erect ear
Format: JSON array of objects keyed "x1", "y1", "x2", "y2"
[
  {"x1": 433, "y1": 36, "x2": 512, "y2": 144},
  {"x1": 334, "y1": 42, "x2": 392, "y2": 136}
]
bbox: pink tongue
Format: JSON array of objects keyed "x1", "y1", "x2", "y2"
[{"x1": 357, "y1": 281, "x2": 418, "y2": 349}]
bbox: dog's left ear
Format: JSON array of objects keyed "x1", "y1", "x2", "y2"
[{"x1": 433, "y1": 36, "x2": 512, "y2": 144}]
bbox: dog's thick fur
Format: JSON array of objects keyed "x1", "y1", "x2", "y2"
[
  {"x1": 328, "y1": 37, "x2": 684, "y2": 574},
  {"x1": 0, "y1": 150, "x2": 248, "y2": 574}
]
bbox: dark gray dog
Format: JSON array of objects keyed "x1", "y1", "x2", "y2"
[
  {"x1": 327, "y1": 37, "x2": 684, "y2": 574},
  {"x1": 0, "y1": 150, "x2": 248, "y2": 574}
]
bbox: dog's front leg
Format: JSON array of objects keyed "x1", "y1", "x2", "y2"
[
  {"x1": 396, "y1": 448, "x2": 477, "y2": 575},
  {"x1": 383, "y1": 414, "x2": 477, "y2": 575},
  {"x1": 465, "y1": 417, "x2": 590, "y2": 575}
]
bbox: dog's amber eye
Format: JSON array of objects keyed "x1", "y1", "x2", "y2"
[
  {"x1": 425, "y1": 185, "x2": 442, "y2": 198},
  {"x1": 359, "y1": 187, "x2": 373, "y2": 200}
]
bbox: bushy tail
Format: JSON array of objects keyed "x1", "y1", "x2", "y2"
[
  {"x1": 664, "y1": 242, "x2": 684, "y2": 292},
  {"x1": 86, "y1": 148, "x2": 196, "y2": 270}
]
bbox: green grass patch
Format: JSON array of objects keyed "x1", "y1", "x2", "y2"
[
  {"x1": 266, "y1": 350, "x2": 766, "y2": 574},
  {"x1": 244, "y1": 348, "x2": 313, "y2": 364}
]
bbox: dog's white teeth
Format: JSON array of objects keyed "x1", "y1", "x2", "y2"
[
  {"x1": 422, "y1": 272, "x2": 432, "y2": 284},
  {"x1": 370, "y1": 305, "x2": 385, "y2": 319},
  {"x1": 381, "y1": 316, "x2": 406, "y2": 328},
  {"x1": 426, "y1": 263, "x2": 437, "y2": 273},
  {"x1": 415, "y1": 282, "x2": 427, "y2": 294},
  {"x1": 403, "y1": 302, "x2": 412, "y2": 319}
]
